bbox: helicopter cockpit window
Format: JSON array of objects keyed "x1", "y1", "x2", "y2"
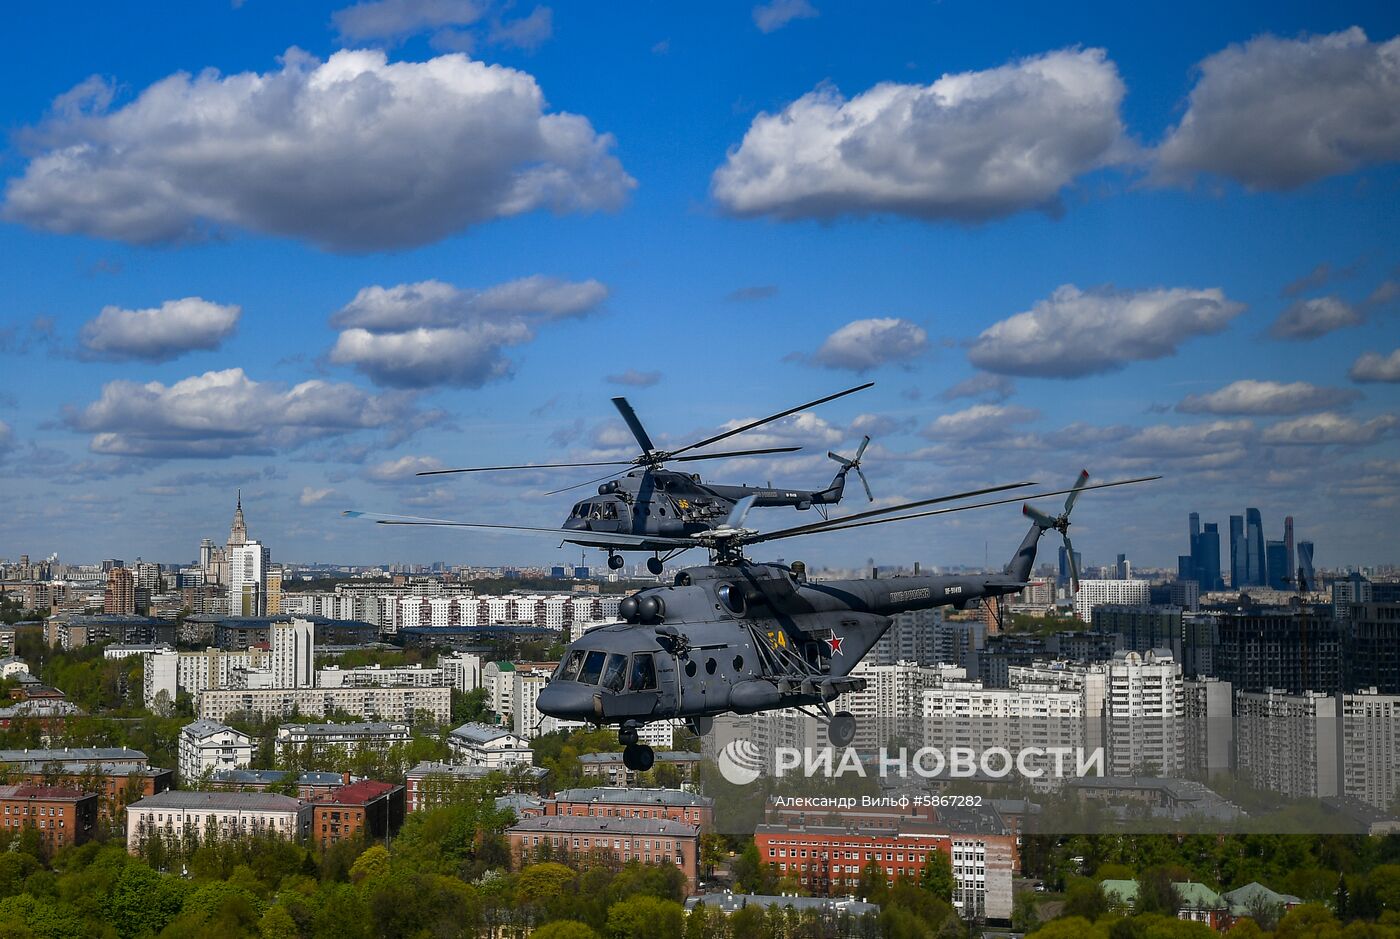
[
  {"x1": 602, "y1": 503, "x2": 618, "y2": 519},
  {"x1": 558, "y1": 650, "x2": 584, "y2": 682},
  {"x1": 578, "y1": 650, "x2": 607, "y2": 685},
  {"x1": 601, "y1": 653, "x2": 628, "y2": 692},
  {"x1": 572, "y1": 503, "x2": 587, "y2": 517},
  {"x1": 630, "y1": 653, "x2": 657, "y2": 691}
]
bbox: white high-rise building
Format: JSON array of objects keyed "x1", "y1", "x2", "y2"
[
  {"x1": 1339, "y1": 688, "x2": 1400, "y2": 810},
  {"x1": 1102, "y1": 649, "x2": 1184, "y2": 777},
  {"x1": 921, "y1": 680, "x2": 1085, "y2": 778},
  {"x1": 271, "y1": 619, "x2": 314, "y2": 689},
  {"x1": 1236, "y1": 689, "x2": 1339, "y2": 799},
  {"x1": 228, "y1": 542, "x2": 271, "y2": 616},
  {"x1": 1073, "y1": 579, "x2": 1151, "y2": 623}
]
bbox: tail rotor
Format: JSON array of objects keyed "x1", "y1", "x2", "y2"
[
  {"x1": 1024, "y1": 469, "x2": 1090, "y2": 592},
  {"x1": 828, "y1": 436, "x2": 873, "y2": 502}
]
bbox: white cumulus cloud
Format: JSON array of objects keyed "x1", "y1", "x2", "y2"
[
  {"x1": 1177, "y1": 380, "x2": 1359, "y2": 416},
  {"x1": 1350, "y1": 348, "x2": 1400, "y2": 383},
  {"x1": 299, "y1": 487, "x2": 336, "y2": 506},
  {"x1": 712, "y1": 48, "x2": 1127, "y2": 222},
  {"x1": 4, "y1": 49, "x2": 633, "y2": 252},
  {"x1": 805, "y1": 318, "x2": 928, "y2": 371},
  {"x1": 65, "y1": 368, "x2": 419, "y2": 458},
  {"x1": 366, "y1": 454, "x2": 447, "y2": 481},
  {"x1": 332, "y1": 0, "x2": 487, "y2": 41},
  {"x1": 79, "y1": 297, "x2": 240, "y2": 362},
  {"x1": 328, "y1": 275, "x2": 607, "y2": 388},
  {"x1": 921, "y1": 404, "x2": 1038, "y2": 442},
  {"x1": 1155, "y1": 28, "x2": 1400, "y2": 190},
  {"x1": 1268, "y1": 296, "x2": 1363, "y2": 340},
  {"x1": 753, "y1": 0, "x2": 817, "y2": 33},
  {"x1": 1261, "y1": 412, "x2": 1399, "y2": 446},
  {"x1": 967, "y1": 285, "x2": 1245, "y2": 378}
]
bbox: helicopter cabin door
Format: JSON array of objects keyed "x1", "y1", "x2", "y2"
[{"x1": 597, "y1": 651, "x2": 666, "y2": 720}]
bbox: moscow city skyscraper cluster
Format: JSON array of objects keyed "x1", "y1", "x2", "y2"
[{"x1": 1181, "y1": 508, "x2": 1316, "y2": 593}]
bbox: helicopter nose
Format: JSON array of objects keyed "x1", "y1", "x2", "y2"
[
  {"x1": 536, "y1": 681, "x2": 596, "y2": 719},
  {"x1": 562, "y1": 517, "x2": 588, "y2": 532}
]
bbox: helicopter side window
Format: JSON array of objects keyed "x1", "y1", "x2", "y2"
[
  {"x1": 558, "y1": 650, "x2": 584, "y2": 682},
  {"x1": 603, "y1": 503, "x2": 618, "y2": 520},
  {"x1": 630, "y1": 654, "x2": 657, "y2": 691},
  {"x1": 602, "y1": 654, "x2": 628, "y2": 692},
  {"x1": 578, "y1": 650, "x2": 607, "y2": 685},
  {"x1": 572, "y1": 503, "x2": 587, "y2": 518}
]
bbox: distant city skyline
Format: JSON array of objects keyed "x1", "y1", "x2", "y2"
[{"x1": 1, "y1": 3, "x2": 1397, "y2": 568}]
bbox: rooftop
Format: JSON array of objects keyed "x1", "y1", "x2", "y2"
[
  {"x1": 132, "y1": 790, "x2": 306, "y2": 811},
  {"x1": 0, "y1": 747, "x2": 147, "y2": 764},
  {"x1": 278, "y1": 722, "x2": 409, "y2": 737},
  {"x1": 450, "y1": 722, "x2": 524, "y2": 745},
  {"x1": 181, "y1": 719, "x2": 247, "y2": 740},
  {"x1": 555, "y1": 787, "x2": 712, "y2": 808},
  {"x1": 0, "y1": 784, "x2": 91, "y2": 801},
  {"x1": 510, "y1": 814, "x2": 698, "y2": 837},
  {"x1": 321, "y1": 780, "x2": 400, "y2": 805}
]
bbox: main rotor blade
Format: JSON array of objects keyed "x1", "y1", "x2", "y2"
[
  {"x1": 1063, "y1": 469, "x2": 1091, "y2": 514},
  {"x1": 666, "y1": 382, "x2": 874, "y2": 459},
  {"x1": 612, "y1": 397, "x2": 656, "y2": 454},
  {"x1": 545, "y1": 467, "x2": 632, "y2": 496},
  {"x1": 856, "y1": 466, "x2": 874, "y2": 503},
  {"x1": 754, "y1": 480, "x2": 1038, "y2": 543},
  {"x1": 342, "y1": 511, "x2": 693, "y2": 548},
  {"x1": 417, "y1": 460, "x2": 635, "y2": 476},
  {"x1": 755, "y1": 475, "x2": 1162, "y2": 544},
  {"x1": 1064, "y1": 534, "x2": 1081, "y2": 593},
  {"x1": 670, "y1": 446, "x2": 802, "y2": 463}
]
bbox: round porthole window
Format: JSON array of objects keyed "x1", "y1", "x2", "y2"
[
  {"x1": 685, "y1": 661, "x2": 697, "y2": 677},
  {"x1": 733, "y1": 655, "x2": 744, "y2": 672},
  {"x1": 705, "y1": 658, "x2": 717, "y2": 675}
]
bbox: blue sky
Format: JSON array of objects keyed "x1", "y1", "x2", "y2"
[{"x1": 1, "y1": 0, "x2": 1397, "y2": 571}]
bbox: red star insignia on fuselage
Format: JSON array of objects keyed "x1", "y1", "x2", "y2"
[{"x1": 825, "y1": 635, "x2": 844, "y2": 656}]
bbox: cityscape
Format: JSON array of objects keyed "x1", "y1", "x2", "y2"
[{"x1": 2, "y1": 1, "x2": 1400, "y2": 938}]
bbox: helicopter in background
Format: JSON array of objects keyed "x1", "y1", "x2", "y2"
[{"x1": 357, "y1": 383, "x2": 878, "y2": 574}]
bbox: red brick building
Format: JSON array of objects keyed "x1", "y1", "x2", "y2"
[
  {"x1": 6, "y1": 764, "x2": 172, "y2": 823},
  {"x1": 754, "y1": 808, "x2": 1018, "y2": 921},
  {"x1": 310, "y1": 780, "x2": 405, "y2": 849},
  {"x1": 547, "y1": 787, "x2": 714, "y2": 829},
  {"x1": 508, "y1": 815, "x2": 700, "y2": 893},
  {"x1": 0, "y1": 784, "x2": 98, "y2": 851}
]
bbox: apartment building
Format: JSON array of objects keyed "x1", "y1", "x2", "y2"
[
  {"x1": 508, "y1": 815, "x2": 700, "y2": 893},
  {"x1": 126, "y1": 791, "x2": 312, "y2": 852},
  {"x1": 197, "y1": 685, "x2": 450, "y2": 723},
  {"x1": 178, "y1": 719, "x2": 255, "y2": 782},
  {"x1": 0, "y1": 785, "x2": 99, "y2": 851}
]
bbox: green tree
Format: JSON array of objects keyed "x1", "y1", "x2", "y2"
[
  {"x1": 605, "y1": 895, "x2": 686, "y2": 939},
  {"x1": 920, "y1": 850, "x2": 955, "y2": 903},
  {"x1": 534, "y1": 921, "x2": 604, "y2": 939}
]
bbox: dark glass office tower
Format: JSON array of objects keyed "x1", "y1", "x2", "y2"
[
  {"x1": 1229, "y1": 515, "x2": 1245, "y2": 588},
  {"x1": 1267, "y1": 540, "x2": 1289, "y2": 589},
  {"x1": 1284, "y1": 516, "x2": 1295, "y2": 583},
  {"x1": 1246, "y1": 507, "x2": 1265, "y2": 586},
  {"x1": 1298, "y1": 541, "x2": 1315, "y2": 589},
  {"x1": 1199, "y1": 522, "x2": 1222, "y2": 590}
]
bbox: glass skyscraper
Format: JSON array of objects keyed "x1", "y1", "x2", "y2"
[
  {"x1": 1246, "y1": 507, "x2": 1265, "y2": 586},
  {"x1": 1229, "y1": 515, "x2": 1246, "y2": 588}
]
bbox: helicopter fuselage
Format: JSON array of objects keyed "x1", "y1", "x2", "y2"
[
  {"x1": 534, "y1": 548, "x2": 1034, "y2": 728},
  {"x1": 561, "y1": 468, "x2": 848, "y2": 542}
]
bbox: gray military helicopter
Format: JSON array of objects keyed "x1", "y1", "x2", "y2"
[
  {"x1": 529, "y1": 469, "x2": 1158, "y2": 771},
  {"x1": 356, "y1": 384, "x2": 878, "y2": 575}
]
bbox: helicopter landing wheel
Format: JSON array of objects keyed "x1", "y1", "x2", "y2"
[
  {"x1": 623, "y1": 743, "x2": 655, "y2": 772},
  {"x1": 647, "y1": 556, "x2": 664, "y2": 575},
  {"x1": 827, "y1": 711, "x2": 857, "y2": 748},
  {"x1": 608, "y1": 553, "x2": 625, "y2": 570}
]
